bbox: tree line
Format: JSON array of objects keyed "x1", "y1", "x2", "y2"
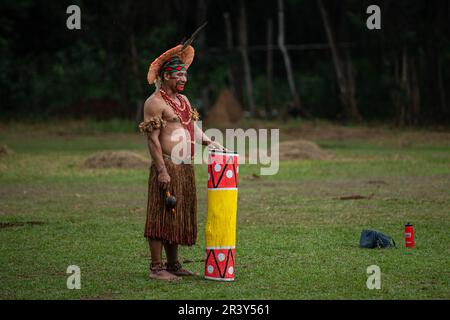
[{"x1": 0, "y1": 0, "x2": 449, "y2": 125}]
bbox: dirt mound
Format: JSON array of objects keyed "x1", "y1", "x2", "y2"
[
  {"x1": 0, "y1": 145, "x2": 14, "y2": 157},
  {"x1": 206, "y1": 88, "x2": 243, "y2": 124},
  {"x1": 279, "y1": 140, "x2": 332, "y2": 160},
  {"x1": 82, "y1": 151, "x2": 150, "y2": 169}
]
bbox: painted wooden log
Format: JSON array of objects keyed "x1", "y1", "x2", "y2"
[{"x1": 205, "y1": 150, "x2": 239, "y2": 281}]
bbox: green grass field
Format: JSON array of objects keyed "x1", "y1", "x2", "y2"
[{"x1": 1, "y1": 121, "x2": 449, "y2": 299}]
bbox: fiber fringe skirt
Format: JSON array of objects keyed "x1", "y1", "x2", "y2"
[{"x1": 144, "y1": 157, "x2": 197, "y2": 246}]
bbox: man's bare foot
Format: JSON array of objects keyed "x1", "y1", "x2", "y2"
[
  {"x1": 165, "y1": 261, "x2": 199, "y2": 276},
  {"x1": 149, "y1": 263, "x2": 181, "y2": 281},
  {"x1": 149, "y1": 269, "x2": 181, "y2": 281}
]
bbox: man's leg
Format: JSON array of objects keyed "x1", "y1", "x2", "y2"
[
  {"x1": 164, "y1": 242, "x2": 198, "y2": 276},
  {"x1": 163, "y1": 241, "x2": 178, "y2": 265},
  {"x1": 148, "y1": 238, "x2": 179, "y2": 281}
]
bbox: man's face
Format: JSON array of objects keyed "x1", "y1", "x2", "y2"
[{"x1": 164, "y1": 71, "x2": 188, "y2": 93}]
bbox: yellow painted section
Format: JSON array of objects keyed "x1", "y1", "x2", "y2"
[{"x1": 205, "y1": 189, "x2": 238, "y2": 247}]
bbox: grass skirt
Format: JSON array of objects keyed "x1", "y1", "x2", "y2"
[{"x1": 144, "y1": 157, "x2": 197, "y2": 245}]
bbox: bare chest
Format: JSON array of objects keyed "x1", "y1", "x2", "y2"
[
  {"x1": 160, "y1": 97, "x2": 192, "y2": 125},
  {"x1": 162, "y1": 106, "x2": 182, "y2": 124}
]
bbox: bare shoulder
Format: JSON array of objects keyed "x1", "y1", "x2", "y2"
[{"x1": 143, "y1": 92, "x2": 164, "y2": 117}]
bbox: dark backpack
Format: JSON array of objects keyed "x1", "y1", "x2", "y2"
[{"x1": 359, "y1": 229, "x2": 396, "y2": 249}]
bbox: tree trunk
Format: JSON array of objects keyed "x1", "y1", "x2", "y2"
[
  {"x1": 277, "y1": 0, "x2": 303, "y2": 117},
  {"x1": 224, "y1": 12, "x2": 233, "y2": 50},
  {"x1": 118, "y1": 54, "x2": 131, "y2": 119},
  {"x1": 410, "y1": 60, "x2": 420, "y2": 125},
  {"x1": 224, "y1": 12, "x2": 237, "y2": 99},
  {"x1": 317, "y1": 0, "x2": 362, "y2": 122},
  {"x1": 392, "y1": 55, "x2": 403, "y2": 126},
  {"x1": 393, "y1": 47, "x2": 421, "y2": 126},
  {"x1": 131, "y1": 33, "x2": 145, "y2": 124},
  {"x1": 343, "y1": 49, "x2": 359, "y2": 122},
  {"x1": 224, "y1": 12, "x2": 244, "y2": 107},
  {"x1": 437, "y1": 55, "x2": 447, "y2": 116},
  {"x1": 197, "y1": 0, "x2": 211, "y2": 114},
  {"x1": 399, "y1": 49, "x2": 409, "y2": 126},
  {"x1": 238, "y1": 0, "x2": 256, "y2": 117},
  {"x1": 265, "y1": 18, "x2": 274, "y2": 119}
]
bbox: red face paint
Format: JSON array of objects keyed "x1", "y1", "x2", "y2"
[{"x1": 169, "y1": 72, "x2": 187, "y2": 92}]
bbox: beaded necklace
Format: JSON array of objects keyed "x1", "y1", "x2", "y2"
[{"x1": 160, "y1": 89, "x2": 192, "y2": 125}]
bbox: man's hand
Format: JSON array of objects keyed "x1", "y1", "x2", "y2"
[
  {"x1": 208, "y1": 141, "x2": 229, "y2": 152},
  {"x1": 158, "y1": 170, "x2": 171, "y2": 190}
]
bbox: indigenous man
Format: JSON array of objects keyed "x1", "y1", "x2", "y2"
[{"x1": 139, "y1": 44, "x2": 225, "y2": 281}]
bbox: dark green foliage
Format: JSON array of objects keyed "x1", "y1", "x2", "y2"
[{"x1": 0, "y1": 0, "x2": 449, "y2": 124}]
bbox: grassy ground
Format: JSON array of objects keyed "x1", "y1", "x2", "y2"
[{"x1": 0, "y1": 120, "x2": 449, "y2": 299}]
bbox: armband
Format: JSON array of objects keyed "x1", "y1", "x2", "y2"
[
  {"x1": 138, "y1": 116, "x2": 167, "y2": 134},
  {"x1": 191, "y1": 108, "x2": 200, "y2": 121}
]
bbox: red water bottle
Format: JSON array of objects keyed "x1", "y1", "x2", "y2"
[{"x1": 405, "y1": 223, "x2": 415, "y2": 248}]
